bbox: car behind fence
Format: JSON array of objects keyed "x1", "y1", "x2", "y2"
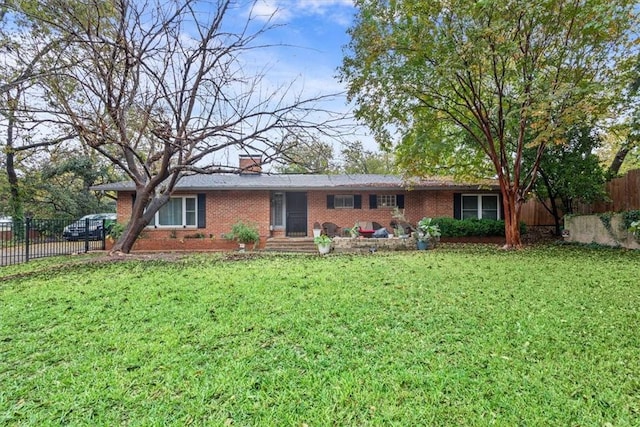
[{"x1": 0, "y1": 218, "x2": 109, "y2": 267}]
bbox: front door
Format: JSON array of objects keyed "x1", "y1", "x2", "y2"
[{"x1": 286, "y1": 192, "x2": 307, "y2": 237}]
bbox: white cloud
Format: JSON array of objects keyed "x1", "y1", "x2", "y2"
[
  {"x1": 251, "y1": 0, "x2": 292, "y2": 22},
  {"x1": 250, "y1": 0, "x2": 354, "y2": 25}
]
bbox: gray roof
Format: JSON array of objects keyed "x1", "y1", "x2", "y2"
[{"x1": 91, "y1": 173, "x2": 499, "y2": 192}]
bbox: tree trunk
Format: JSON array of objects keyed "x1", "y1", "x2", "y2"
[
  {"x1": 501, "y1": 187, "x2": 523, "y2": 249},
  {"x1": 536, "y1": 172, "x2": 562, "y2": 236},
  {"x1": 110, "y1": 216, "x2": 149, "y2": 254},
  {"x1": 548, "y1": 196, "x2": 562, "y2": 237},
  {"x1": 5, "y1": 96, "x2": 25, "y2": 240},
  {"x1": 109, "y1": 188, "x2": 170, "y2": 254},
  {"x1": 607, "y1": 145, "x2": 630, "y2": 177}
]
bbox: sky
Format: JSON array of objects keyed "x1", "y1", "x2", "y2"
[
  {"x1": 0, "y1": 0, "x2": 372, "y2": 171},
  {"x1": 248, "y1": 0, "x2": 355, "y2": 94},
  {"x1": 232, "y1": 0, "x2": 376, "y2": 153}
]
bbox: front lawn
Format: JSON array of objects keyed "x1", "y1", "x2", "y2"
[{"x1": 1, "y1": 245, "x2": 639, "y2": 425}]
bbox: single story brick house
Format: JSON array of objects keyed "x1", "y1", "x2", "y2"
[{"x1": 93, "y1": 156, "x2": 502, "y2": 247}]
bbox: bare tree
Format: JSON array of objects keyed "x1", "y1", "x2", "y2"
[{"x1": 43, "y1": 0, "x2": 345, "y2": 253}]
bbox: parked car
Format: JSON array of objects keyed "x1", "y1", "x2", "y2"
[{"x1": 63, "y1": 213, "x2": 116, "y2": 241}]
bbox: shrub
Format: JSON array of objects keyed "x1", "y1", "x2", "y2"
[
  {"x1": 107, "y1": 222, "x2": 125, "y2": 240},
  {"x1": 184, "y1": 232, "x2": 206, "y2": 239},
  {"x1": 431, "y1": 217, "x2": 526, "y2": 237},
  {"x1": 622, "y1": 210, "x2": 640, "y2": 229},
  {"x1": 225, "y1": 220, "x2": 260, "y2": 244}
]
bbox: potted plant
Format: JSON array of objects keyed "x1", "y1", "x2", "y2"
[
  {"x1": 346, "y1": 222, "x2": 360, "y2": 238},
  {"x1": 314, "y1": 234, "x2": 332, "y2": 254},
  {"x1": 415, "y1": 217, "x2": 441, "y2": 250},
  {"x1": 226, "y1": 220, "x2": 260, "y2": 251},
  {"x1": 391, "y1": 207, "x2": 410, "y2": 238},
  {"x1": 394, "y1": 224, "x2": 407, "y2": 238},
  {"x1": 313, "y1": 221, "x2": 322, "y2": 238}
]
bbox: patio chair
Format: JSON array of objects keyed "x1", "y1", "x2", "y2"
[{"x1": 322, "y1": 222, "x2": 341, "y2": 238}]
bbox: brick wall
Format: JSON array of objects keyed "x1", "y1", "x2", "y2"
[
  {"x1": 116, "y1": 192, "x2": 132, "y2": 222},
  {"x1": 308, "y1": 190, "x2": 457, "y2": 232},
  {"x1": 206, "y1": 190, "x2": 270, "y2": 238},
  {"x1": 116, "y1": 190, "x2": 271, "y2": 241},
  {"x1": 116, "y1": 188, "x2": 497, "y2": 241}
]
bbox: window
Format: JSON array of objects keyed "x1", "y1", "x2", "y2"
[
  {"x1": 271, "y1": 193, "x2": 284, "y2": 227},
  {"x1": 462, "y1": 194, "x2": 499, "y2": 220},
  {"x1": 377, "y1": 194, "x2": 397, "y2": 208},
  {"x1": 327, "y1": 194, "x2": 361, "y2": 209},
  {"x1": 334, "y1": 195, "x2": 354, "y2": 209},
  {"x1": 153, "y1": 196, "x2": 198, "y2": 227}
]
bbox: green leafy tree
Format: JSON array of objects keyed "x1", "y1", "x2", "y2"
[
  {"x1": 340, "y1": 141, "x2": 395, "y2": 174},
  {"x1": 529, "y1": 127, "x2": 607, "y2": 236},
  {"x1": 341, "y1": 0, "x2": 638, "y2": 248},
  {"x1": 275, "y1": 139, "x2": 337, "y2": 174},
  {"x1": 0, "y1": 152, "x2": 117, "y2": 219},
  {"x1": 33, "y1": 153, "x2": 117, "y2": 218},
  {"x1": 1, "y1": 0, "x2": 80, "y2": 230},
  {"x1": 607, "y1": 54, "x2": 640, "y2": 177}
]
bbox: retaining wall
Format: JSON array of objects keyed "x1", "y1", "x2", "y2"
[
  {"x1": 564, "y1": 214, "x2": 640, "y2": 249},
  {"x1": 332, "y1": 236, "x2": 417, "y2": 253}
]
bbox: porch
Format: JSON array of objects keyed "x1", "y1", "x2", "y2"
[{"x1": 264, "y1": 236, "x2": 418, "y2": 254}]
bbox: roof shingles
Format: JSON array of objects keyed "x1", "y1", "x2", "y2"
[{"x1": 91, "y1": 174, "x2": 498, "y2": 192}]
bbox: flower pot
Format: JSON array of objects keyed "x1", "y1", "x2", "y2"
[
  {"x1": 417, "y1": 240, "x2": 430, "y2": 250},
  {"x1": 313, "y1": 229, "x2": 322, "y2": 238},
  {"x1": 317, "y1": 243, "x2": 331, "y2": 255}
]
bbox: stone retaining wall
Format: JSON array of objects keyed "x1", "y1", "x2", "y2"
[
  {"x1": 332, "y1": 236, "x2": 417, "y2": 253},
  {"x1": 564, "y1": 214, "x2": 640, "y2": 249}
]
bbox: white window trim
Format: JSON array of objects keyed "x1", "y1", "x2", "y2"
[
  {"x1": 377, "y1": 194, "x2": 397, "y2": 208},
  {"x1": 334, "y1": 194, "x2": 355, "y2": 209},
  {"x1": 271, "y1": 192, "x2": 285, "y2": 229},
  {"x1": 462, "y1": 194, "x2": 500, "y2": 220},
  {"x1": 151, "y1": 195, "x2": 198, "y2": 228}
]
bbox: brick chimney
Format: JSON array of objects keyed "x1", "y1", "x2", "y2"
[{"x1": 239, "y1": 154, "x2": 263, "y2": 174}]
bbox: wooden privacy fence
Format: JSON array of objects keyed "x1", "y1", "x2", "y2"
[
  {"x1": 520, "y1": 199, "x2": 557, "y2": 226},
  {"x1": 586, "y1": 169, "x2": 640, "y2": 213},
  {"x1": 520, "y1": 169, "x2": 640, "y2": 227}
]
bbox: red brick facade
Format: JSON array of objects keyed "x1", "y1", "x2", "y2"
[
  {"x1": 117, "y1": 190, "x2": 271, "y2": 240},
  {"x1": 306, "y1": 190, "x2": 455, "y2": 232},
  {"x1": 116, "y1": 188, "x2": 497, "y2": 244}
]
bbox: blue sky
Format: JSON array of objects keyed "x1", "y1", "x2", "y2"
[
  {"x1": 248, "y1": 0, "x2": 355, "y2": 93},
  {"x1": 231, "y1": 0, "x2": 377, "y2": 153}
]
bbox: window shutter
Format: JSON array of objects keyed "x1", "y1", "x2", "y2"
[
  {"x1": 327, "y1": 195, "x2": 335, "y2": 209},
  {"x1": 453, "y1": 193, "x2": 462, "y2": 219},
  {"x1": 498, "y1": 194, "x2": 504, "y2": 220},
  {"x1": 197, "y1": 193, "x2": 206, "y2": 228},
  {"x1": 396, "y1": 194, "x2": 405, "y2": 209},
  {"x1": 354, "y1": 195, "x2": 362, "y2": 209},
  {"x1": 369, "y1": 194, "x2": 378, "y2": 209}
]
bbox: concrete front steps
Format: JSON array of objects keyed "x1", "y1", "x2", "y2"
[{"x1": 264, "y1": 237, "x2": 317, "y2": 253}]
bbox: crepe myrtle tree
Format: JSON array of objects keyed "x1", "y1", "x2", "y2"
[
  {"x1": 341, "y1": 0, "x2": 639, "y2": 248},
  {"x1": 42, "y1": 0, "x2": 346, "y2": 254}
]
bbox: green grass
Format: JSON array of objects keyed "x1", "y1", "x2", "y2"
[{"x1": 1, "y1": 245, "x2": 639, "y2": 425}]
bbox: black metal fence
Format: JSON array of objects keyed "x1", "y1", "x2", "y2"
[{"x1": 0, "y1": 218, "x2": 108, "y2": 267}]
